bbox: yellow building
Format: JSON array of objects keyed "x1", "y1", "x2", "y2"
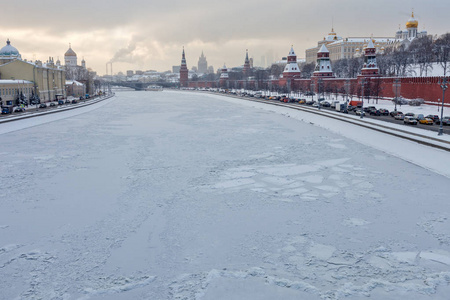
[
  {"x1": 305, "y1": 12, "x2": 428, "y2": 64},
  {"x1": 0, "y1": 40, "x2": 65, "y2": 102},
  {"x1": 305, "y1": 29, "x2": 396, "y2": 64},
  {"x1": 0, "y1": 80, "x2": 34, "y2": 106}
]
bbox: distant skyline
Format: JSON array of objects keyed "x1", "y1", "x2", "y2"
[{"x1": 1, "y1": 0, "x2": 449, "y2": 75}]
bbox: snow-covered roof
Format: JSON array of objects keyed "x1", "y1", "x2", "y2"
[
  {"x1": 318, "y1": 44, "x2": 329, "y2": 53},
  {"x1": 327, "y1": 37, "x2": 402, "y2": 46},
  {"x1": 0, "y1": 79, "x2": 33, "y2": 84},
  {"x1": 288, "y1": 47, "x2": 296, "y2": 56},
  {"x1": 66, "y1": 80, "x2": 84, "y2": 86}
]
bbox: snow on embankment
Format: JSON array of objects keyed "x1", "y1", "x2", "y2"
[{"x1": 0, "y1": 96, "x2": 116, "y2": 135}]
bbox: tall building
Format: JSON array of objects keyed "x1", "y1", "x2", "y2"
[
  {"x1": 260, "y1": 55, "x2": 266, "y2": 68},
  {"x1": 179, "y1": 48, "x2": 188, "y2": 87},
  {"x1": 197, "y1": 51, "x2": 208, "y2": 74}
]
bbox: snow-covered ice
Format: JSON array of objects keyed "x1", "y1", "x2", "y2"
[{"x1": 0, "y1": 90, "x2": 450, "y2": 299}]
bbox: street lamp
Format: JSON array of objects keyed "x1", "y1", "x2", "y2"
[
  {"x1": 318, "y1": 78, "x2": 323, "y2": 110},
  {"x1": 345, "y1": 79, "x2": 350, "y2": 104},
  {"x1": 360, "y1": 78, "x2": 365, "y2": 119},
  {"x1": 438, "y1": 77, "x2": 448, "y2": 136}
]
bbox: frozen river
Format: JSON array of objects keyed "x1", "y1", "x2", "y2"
[{"x1": 1, "y1": 91, "x2": 450, "y2": 299}]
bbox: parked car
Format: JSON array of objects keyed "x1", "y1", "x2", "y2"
[
  {"x1": 404, "y1": 112, "x2": 415, "y2": 117},
  {"x1": 347, "y1": 105, "x2": 356, "y2": 112},
  {"x1": 404, "y1": 116, "x2": 418, "y2": 125},
  {"x1": 306, "y1": 100, "x2": 314, "y2": 105},
  {"x1": 442, "y1": 116, "x2": 450, "y2": 125},
  {"x1": 65, "y1": 99, "x2": 71, "y2": 104},
  {"x1": 321, "y1": 101, "x2": 331, "y2": 107},
  {"x1": 298, "y1": 99, "x2": 306, "y2": 104},
  {"x1": 369, "y1": 109, "x2": 381, "y2": 116},
  {"x1": 355, "y1": 110, "x2": 365, "y2": 116},
  {"x1": 58, "y1": 100, "x2": 64, "y2": 105},
  {"x1": 390, "y1": 111, "x2": 403, "y2": 117},
  {"x1": 425, "y1": 115, "x2": 440, "y2": 123},
  {"x1": 379, "y1": 108, "x2": 389, "y2": 115},
  {"x1": 1, "y1": 107, "x2": 13, "y2": 114},
  {"x1": 417, "y1": 117, "x2": 434, "y2": 125},
  {"x1": 50, "y1": 102, "x2": 56, "y2": 107},
  {"x1": 394, "y1": 113, "x2": 405, "y2": 120},
  {"x1": 39, "y1": 103, "x2": 47, "y2": 108},
  {"x1": 14, "y1": 107, "x2": 25, "y2": 113},
  {"x1": 71, "y1": 99, "x2": 78, "y2": 104}
]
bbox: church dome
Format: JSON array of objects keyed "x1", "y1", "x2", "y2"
[
  {"x1": 0, "y1": 39, "x2": 20, "y2": 56},
  {"x1": 65, "y1": 44, "x2": 77, "y2": 57},
  {"x1": 406, "y1": 12, "x2": 418, "y2": 28},
  {"x1": 324, "y1": 28, "x2": 342, "y2": 42}
]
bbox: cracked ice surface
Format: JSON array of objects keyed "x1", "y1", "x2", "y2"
[{"x1": 0, "y1": 91, "x2": 450, "y2": 299}]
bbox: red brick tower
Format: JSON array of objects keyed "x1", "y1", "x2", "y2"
[
  {"x1": 219, "y1": 64, "x2": 229, "y2": 88},
  {"x1": 282, "y1": 46, "x2": 301, "y2": 79},
  {"x1": 312, "y1": 44, "x2": 334, "y2": 78},
  {"x1": 243, "y1": 49, "x2": 250, "y2": 77},
  {"x1": 361, "y1": 39, "x2": 380, "y2": 77},
  {"x1": 180, "y1": 47, "x2": 188, "y2": 88}
]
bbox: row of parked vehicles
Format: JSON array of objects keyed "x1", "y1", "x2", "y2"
[
  {"x1": 389, "y1": 111, "x2": 450, "y2": 126},
  {"x1": 1, "y1": 98, "x2": 82, "y2": 115},
  {"x1": 240, "y1": 92, "x2": 450, "y2": 127}
]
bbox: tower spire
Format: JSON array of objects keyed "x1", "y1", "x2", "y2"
[
  {"x1": 180, "y1": 47, "x2": 188, "y2": 88},
  {"x1": 243, "y1": 49, "x2": 251, "y2": 76}
]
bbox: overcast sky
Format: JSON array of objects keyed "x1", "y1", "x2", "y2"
[{"x1": 1, "y1": 0, "x2": 449, "y2": 75}]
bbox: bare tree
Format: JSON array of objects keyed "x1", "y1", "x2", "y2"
[
  {"x1": 409, "y1": 36, "x2": 434, "y2": 76},
  {"x1": 390, "y1": 45, "x2": 416, "y2": 76},
  {"x1": 369, "y1": 78, "x2": 384, "y2": 104},
  {"x1": 269, "y1": 64, "x2": 284, "y2": 78},
  {"x1": 433, "y1": 33, "x2": 450, "y2": 76},
  {"x1": 348, "y1": 57, "x2": 363, "y2": 78},
  {"x1": 301, "y1": 62, "x2": 315, "y2": 78},
  {"x1": 332, "y1": 58, "x2": 349, "y2": 78}
]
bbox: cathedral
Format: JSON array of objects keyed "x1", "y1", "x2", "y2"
[{"x1": 63, "y1": 44, "x2": 93, "y2": 95}]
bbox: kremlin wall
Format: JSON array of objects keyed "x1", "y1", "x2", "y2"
[{"x1": 180, "y1": 12, "x2": 449, "y2": 107}]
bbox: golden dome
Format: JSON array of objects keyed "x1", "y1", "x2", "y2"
[
  {"x1": 64, "y1": 43, "x2": 77, "y2": 57},
  {"x1": 406, "y1": 12, "x2": 418, "y2": 28}
]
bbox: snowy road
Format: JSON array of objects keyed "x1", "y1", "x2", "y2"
[{"x1": 1, "y1": 91, "x2": 450, "y2": 299}]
